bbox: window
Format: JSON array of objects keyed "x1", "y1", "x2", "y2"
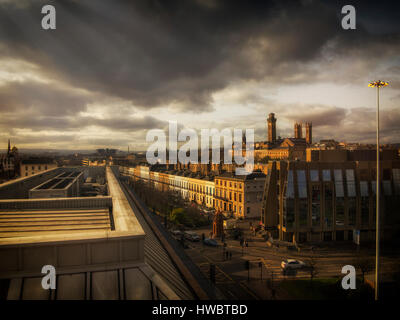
[
  {"x1": 361, "y1": 196, "x2": 369, "y2": 226},
  {"x1": 310, "y1": 170, "x2": 319, "y2": 182},
  {"x1": 322, "y1": 170, "x2": 331, "y2": 181},
  {"x1": 297, "y1": 170, "x2": 307, "y2": 198},
  {"x1": 336, "y1": 197, "x2": 345, "y2": 226},
  {"x1": 346, "y1": 169, "x2": 356, "y2": 197},
  {"x1": 334, "y1": 170, "x2": 344, "y2": 197},
  {"x1": 311, "y1": 184, "x2": 320, "y2": 226},
  {"x1": 360, "y1": 181, "x2": 368, "y2": 197},
  {"x1": 285, "y1": 170, "x2": 294, "y2": 198},
  {"x1": 283, "y1": 198, "x2": 295, "y2": 228},
  {"x1": 299, "y1": 199, "x2": 308, "y2": 227},
  {"x1": 383, "y1": 180, "x2": 392, "y2": 196},
  {"x1": 324, "y1": 184, "x2": 333, "y2": 228}
]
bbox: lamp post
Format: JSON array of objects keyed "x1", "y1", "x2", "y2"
[{"x1": 368, "y1": 80, "x2": 388, "y2": 301}]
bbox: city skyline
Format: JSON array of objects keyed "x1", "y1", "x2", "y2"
[{"x1": 0, "y1": 1, "x2": 399, "y2": 151}]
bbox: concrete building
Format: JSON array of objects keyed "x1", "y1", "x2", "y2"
[
  {"x1": 20, "y1": 158, "x2": 57, "y2": 177},
  {"x1": 0, "y1": 166, "x2": 192, "y2": 300},
  {"x1": 261, "y1": 160, "x2": 400, "y2": 243},
  {"x1": 29, "y1": 171, "x2": 84, "y2": 199},
  {"x1": 214, "y1": 171, "x2": 265, "y2": 219},
  {"x1": 122, "y1": 164, "x2": 265, "y2": 219}
]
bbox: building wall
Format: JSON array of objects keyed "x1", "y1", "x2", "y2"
[
  {"x1": 0, "y1": 168, "x2": 61, "y2": 199},
  {"x1": 262, "y1": 160, "x2": 400, "y2": 243},
  {"x1": 121, "y1": 165, "x2": 265, "y2": 219},
  {"x1": 20, "y1": 163, "x2": 57, "y2": 177},
  {"x1": 214, "y1": 175, "x2": 265, "y2": 219}
]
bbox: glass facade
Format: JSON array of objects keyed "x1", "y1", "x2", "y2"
[
  {"x1": 393, "y1": 169, "x2": 400, "y2": 195},
  {"x1": 276, "y1": 166, "x2": 399, "y2": 242},
  {"x1": 324, "y1": 184, "x2": 333, "y2": 227},
  {"x1": 346, "y1": 169, "x2": 356, "y2": 197},
  {"x1": 348, "y1": 198, "x2": 356, "y2": 226},
  {"x1": 297, "y1": 170, "x2": 308, "y2": 226},
  {"x1": 283, "y1": 199, "x2": 295, "y2": 228},
  {"x1": 383, "y1": 180, "x2": 392, "y2": 196},
  {"x1": 360, "y1": 181, "x2": 369, "y2": 226},
  {"x1": 311, "y1": 184, "x2": 320, "y2": 226},
  {"x1": 299, "y1": 199, "x2": 308, "y2": 226},
  {"x1": 286, "y1": 170, "x2": 294, "y2": 198},
  {"x1": 371, "y1": 183, "x2": 377, "y2": 222},
  {"x1": 334, "y1": 170, "x2": 344, "y2": 197},
  {"x1": 346, "y1": 169, "x2": 356, "y2": 226},
  {"x1": 336, "y1": 197, "x2": 345, "y2": 226},
  {"x1": 283, "y1": 170, "x2": 295, "y2": 228}
]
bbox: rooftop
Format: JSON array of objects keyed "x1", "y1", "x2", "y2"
[{"x1": 21, "y1": 157, "x2": 55, "y2": 165}]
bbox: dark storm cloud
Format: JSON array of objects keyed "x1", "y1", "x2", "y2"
[
  {"x1": 296, "y1": 106, "x2": 400, "y2": 143},
  {"x1": 284, "y1": 105, "x2": 347, "y2": 127},
  {"x1": 1, "y1": 0, "x2": 398, "y2": 112},
  {"x1": 0, "y1": 112, "x2": 167, "y2": 131}
]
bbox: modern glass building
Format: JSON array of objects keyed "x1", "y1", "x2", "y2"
[{"x1": 261, "y1": 160, "x2": 400, "y2": 243}]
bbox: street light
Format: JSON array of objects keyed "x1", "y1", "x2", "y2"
[{"x1": 368, "y1": 80, "x2": 389, "y2": 301}]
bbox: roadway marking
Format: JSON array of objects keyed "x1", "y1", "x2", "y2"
[{"x1": 198, "y1": 250, "x2": 260, "y2": 299}]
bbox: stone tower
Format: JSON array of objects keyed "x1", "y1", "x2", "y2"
[
  {"x1": 306, "y1": 122, "x2": 312, "y2": 145},
  {"x1": 267, "y1": 113, "x2": 277, "y2": 144},
  {"x1": 294, "y1": 122, "x2": 302, "y2": 139}
]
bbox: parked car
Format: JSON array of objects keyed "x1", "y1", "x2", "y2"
[
  {"x1": 203, "y1": 238, "x2": 218, "y2": 247},
  {"x1": 281, "y1": 259, "x2": 305, "y2": 270},
  {"x1": 171, "y1": 230, "x2": 182, "y2": 237},
  {"x1": 184, "y1": 231, "x2": 200, "y2": 242}
]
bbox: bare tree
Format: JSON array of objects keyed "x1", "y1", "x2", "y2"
[{"x1": 354, "y1": 254, "x2": 374, "y2": 283}]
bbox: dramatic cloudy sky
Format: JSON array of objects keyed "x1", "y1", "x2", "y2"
[{"x1": 0, "y1": 0, "x2": 399, "y2": 151}]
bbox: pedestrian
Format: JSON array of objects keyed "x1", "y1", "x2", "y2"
[
  {"x1": 229, "y1": 252, "x2": 232, "y2": 260},
  {"x1": 246, "y1": 241, "x2": 249, "y2": 247}
]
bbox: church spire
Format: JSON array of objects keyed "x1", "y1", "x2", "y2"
[{"x1": 7, "y1": 139, "x2": 10, "y2": 155}]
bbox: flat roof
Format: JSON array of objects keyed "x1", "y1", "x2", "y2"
[
  {"x1": 31, "y1": 171, "x2": 83, "y2": 191},
  {"x1": 0, "y1": 168, "x2": 145, "y2": 245},
  {"x1": 0, "y1": 208, "x2": 112, "y2": 240}
]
